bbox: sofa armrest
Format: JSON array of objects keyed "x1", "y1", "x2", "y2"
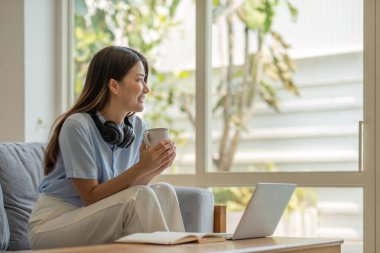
[{"x1": 174, "y1": 186, "x2": 214, "y2": 233}]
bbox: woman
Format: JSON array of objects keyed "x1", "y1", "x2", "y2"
[{"x1": 28, "y1": 46, "x2": 185, "y2": 249}]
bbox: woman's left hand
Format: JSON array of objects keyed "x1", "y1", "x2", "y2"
[{"x1": 156, "y1": 140, "x2": 176, "y2": 172}]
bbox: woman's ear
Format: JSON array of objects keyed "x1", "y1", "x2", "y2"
[{"x1": 108, "y1": 79, "x2": 119, "y2": 95}]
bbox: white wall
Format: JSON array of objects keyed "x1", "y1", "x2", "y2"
[
  {"x1": 0, "y1": 0, "x2": 25, "y2": 141},
  {"x1": 24, "y1": 0, "x2": 58, "y2": 142},
  {"x1": 0, "y1": 0, "x2": 59, "y2": 142}
]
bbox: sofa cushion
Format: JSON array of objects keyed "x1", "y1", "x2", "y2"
[
  {"x1": 0, "y1": 143, "x2": 45, "y2": 250},
  {"x1": 0, "y1": 184, "x2": 10, "y2": 250}
]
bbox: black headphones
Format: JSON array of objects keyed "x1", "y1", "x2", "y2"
[{"x1": 89, "y1": 111, "x2": 135, "y2": 148}]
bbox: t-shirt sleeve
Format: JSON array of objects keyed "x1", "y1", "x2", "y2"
[{"x1": 59, "y1": 116, "x2": 98, "y2": 179}]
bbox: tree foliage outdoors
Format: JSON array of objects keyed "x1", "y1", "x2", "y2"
[
  {"x1": 210, "y1": 0, "x2": 317, "y2": 214},
  {"x1": 209, "y1": 0, "x2": 300, "y2": 171}
]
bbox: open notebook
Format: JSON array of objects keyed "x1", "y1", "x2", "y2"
[{"x1": 115, "y1": 231, "x2": 225, "y2": 245}]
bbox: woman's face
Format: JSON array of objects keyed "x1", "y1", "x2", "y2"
[{"x1": 115, "y1": 61, "x2": 149, "y2": 112}]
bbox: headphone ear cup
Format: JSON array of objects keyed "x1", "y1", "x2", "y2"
[
  {"x1": 118, "y1": 125, "x2": 134, "y2": 148},
  {"x1": 119, "y1": 118, "x2": 135, "y2": 148},
  {"x1": 103, "y1": 121, "x2": 124, "y2": 145}
]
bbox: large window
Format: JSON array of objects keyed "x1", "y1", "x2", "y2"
[
  {"x1": 210, "y1": 0, "x2": 363, "y2": 173},
  {"x1": 72, "y1": 0, "x2": 376, "y2": 252}
]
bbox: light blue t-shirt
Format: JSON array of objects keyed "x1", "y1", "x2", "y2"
[{"x1": 39, "y1": 112, "x2": 146, "y2": 207}]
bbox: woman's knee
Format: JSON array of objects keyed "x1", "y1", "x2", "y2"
[
  {"x1": 150, "y1": 182, "x2": 176, "y2": 196},
  {"x1": 133, "y1": 185, "x2": 157, "y2": 201},
  {"x1": 151, "y1": 182, "x2": 173, "y2": 189}
]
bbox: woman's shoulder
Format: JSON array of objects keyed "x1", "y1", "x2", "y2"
[
  {"x1": 58, "y1": 112, "x2": 94, "y2": 143},
  {"x1": 62, "y1": 112, "x2": 93, "y2": 131}
]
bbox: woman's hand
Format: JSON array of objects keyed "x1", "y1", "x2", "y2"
[{"x1": 132, "y1": 140, "x2": 176, "y2": 184}]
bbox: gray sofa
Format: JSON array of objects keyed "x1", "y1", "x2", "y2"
[{"x1": 0, "y1": 142, "x2": 214, "y2": 251}]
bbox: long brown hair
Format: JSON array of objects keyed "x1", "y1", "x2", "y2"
[{"x1": 44, "y1": 46, "x2": 149, "y2": 175}]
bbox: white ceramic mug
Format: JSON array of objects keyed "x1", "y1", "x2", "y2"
[{"x1": 143, "y1": 128, "x2": 169, "y2": 147}]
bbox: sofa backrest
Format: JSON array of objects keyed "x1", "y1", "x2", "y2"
[{"x1": 0, "y1": 143, "x2": 45, "y2": 250}]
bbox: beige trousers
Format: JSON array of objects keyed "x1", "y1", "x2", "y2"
[{"x1": 28, "y1": 182, "x2": 185, "y2": 249}]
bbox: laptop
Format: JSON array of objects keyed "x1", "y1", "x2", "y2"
[{"x1": 218, "y1": 182, "x2": 297, "y2": 240}]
